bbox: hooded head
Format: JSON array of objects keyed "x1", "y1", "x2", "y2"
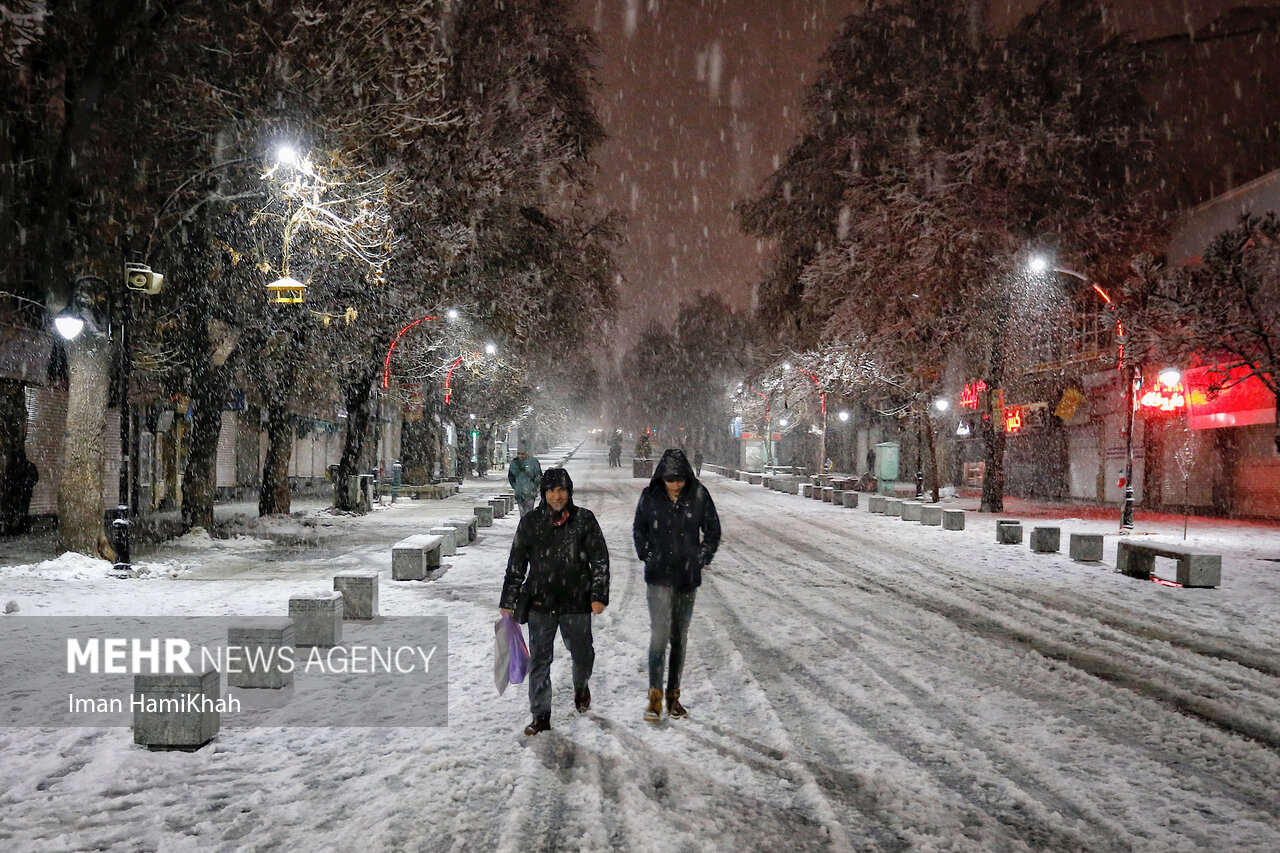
[
  {"x1": 540, "y1": 467, "x2": 574, "y2": 505},
  {"x1": 649, "y1": 448, "x2": 696, "y2": 491}
]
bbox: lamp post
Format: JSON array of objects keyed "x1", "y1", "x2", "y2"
[
  {"x1": 56, "y1": 263, "x2": 160, "y2": 574},
  {"x1": 1029, "y1": 256, "x2": 1134, "y2": 532}
]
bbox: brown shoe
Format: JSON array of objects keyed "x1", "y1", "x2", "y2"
[
  {"x1": 643, "y1": 688, "x2": 663, "y2": 722},
  {"x1": 523, "y1": 715, "x2": 551, "y2": 736},
  {"x1": 665, "y1": 688, "x2": 688, "y2": 719},
  {"x1": 574, "y1": 685, "x2": 591, "y2": 713}
]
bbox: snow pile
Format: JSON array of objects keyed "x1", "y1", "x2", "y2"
[
  {"x1": 162, "y1": 527, "x2": 272, "y2": 552},
  {"x1": 0, "y1": 552, "x2": 111, "y2": 580}
]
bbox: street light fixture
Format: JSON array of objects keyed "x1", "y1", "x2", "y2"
[
  {"x1": 54, "y1": 315, "x2": 85, "y2": 340},
  {"x1": 1028, "y1": 256, "x2": 1135, "y2": 531}
]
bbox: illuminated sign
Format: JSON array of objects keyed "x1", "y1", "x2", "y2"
[
  {"x1": 1138, "y1": 375, "x2": 1186, "y2": 413},
  {"x1": 959, "y1": 380, "x2": 988, "y2": 409},
  {"x1": 1003, "y1": 406, "x2": 1024, "y2": 433}
]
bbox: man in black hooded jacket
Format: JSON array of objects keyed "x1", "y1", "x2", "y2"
[
  {"x1": 500, "y1": 467, "x2": 609, "y2": 735},
  {"x1": 632, "y1": 447, "x2": 720, "y2": 721}
]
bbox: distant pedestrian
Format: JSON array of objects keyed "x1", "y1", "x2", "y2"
[
  {"x1": 507, "y1": 444, "x2": 542, "y2": 516},
  {"x1": 693, "y1": 449, "x2": 703, "y2": 476},
  {"x1": 632, "y1": 448, "x2": 720, "y2": 721},
  {"x1": 500, "y1": 468, "x2": 609, "y2": 735}
]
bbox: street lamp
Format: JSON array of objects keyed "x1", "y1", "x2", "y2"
[
  {"x1": 1028, "y1": 256, "x2": 1135, "y2": 531},
  {"x1": 56, "y1": 266, "x2": 160, "y2": 575}
]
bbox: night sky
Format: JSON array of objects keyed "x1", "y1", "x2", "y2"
[{"x1": 578, "y1": 0, "x2": 1245, "y2": 344}]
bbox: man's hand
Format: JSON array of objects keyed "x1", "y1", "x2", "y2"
[
  {"x1": 499, "y1": 608, "x2": 514, "y2": 617},
  {"x1": 591, "y1": 602, "x2": 606, "y2": 615}
]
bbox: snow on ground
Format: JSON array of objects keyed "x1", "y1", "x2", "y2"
[{"x1": 1, "y1": 437, "x2": 1279, "y2": 852}]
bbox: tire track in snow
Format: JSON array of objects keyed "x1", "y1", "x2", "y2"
[
  {"x1": 718, "y1": 482, "x2": 1280, "y2": 749},
  {"x1": 706, "y1": 543, "x2": 1138, "y2": 851},
  {"x1": 707, "y1": 500, "x2": 1280, "y2": 821}
]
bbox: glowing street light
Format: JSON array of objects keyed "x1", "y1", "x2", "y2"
[
  {"x1": 837, "y1": 410, "x2": 850, "y2": 422},
  {"x1": 484, "y1": 342, "x2": 497, "y2": 355},
  {"x1": 54, "y1": 315, "x2": 85, "y2": 340},
  {"x1": 1158, "y1": 367, "x2": 1182, "y2": 387}
]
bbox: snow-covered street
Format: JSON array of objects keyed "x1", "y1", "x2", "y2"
[{"x1": 2, "y1": 438, "x2": 1279, "y2": 852}]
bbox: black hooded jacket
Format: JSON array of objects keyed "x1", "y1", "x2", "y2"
[
  {"x1": 632, "y1": 448, "x2": 721, "y2": 592},
  {"x1": 500, "y1": 468, "x2": 610, "y2": 615}
]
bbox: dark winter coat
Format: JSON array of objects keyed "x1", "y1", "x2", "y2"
[
  {"x1": 507, "y1": 454, "x2": 543, "y2": 502},
  {"x1": 632, "y1": 448, "x2": 721, "y2": 592},
  {"x1": 500, "y1": 474, "x2": 609, "y2": 615}
]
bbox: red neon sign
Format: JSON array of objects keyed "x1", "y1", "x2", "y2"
[
  {"x1": 1003, "y1": 406, "x2": 1023, "y2": 433},
  {"x1": 960, "y1": 381, "x2": 988, "y2": 410}
]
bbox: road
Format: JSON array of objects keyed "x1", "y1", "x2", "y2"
[{"x1": 2, "y1": 438, "x2": 1278, "y2": 852}]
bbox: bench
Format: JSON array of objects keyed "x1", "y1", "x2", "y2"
[
  {"x1": 391, "y1": 534, "x2": 444, "y2": 580},
  {"x1": 1116, "y1": 540, "x2": 1222, "y2": 587}
]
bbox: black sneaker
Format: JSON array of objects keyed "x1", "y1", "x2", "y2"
[
  {"x1": 523, "y1": 715, "x2": 551, "y2": 736},
  {"x1": 574, "y1": 685, "x2": 591, "y2": 713}
]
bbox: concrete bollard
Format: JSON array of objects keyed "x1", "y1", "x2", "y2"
[
  {"x1": 133, "y1": 668, "x2": 221, "y2": 750},
  {"x1": 996, "y1": 521, "x2": 1023, "y2": 545},
  {"x1": 822, "y1": 486, "x2": 836, "y2": 502},
  {"x1": 1030, "y1": 526, "x2": 1060, "y2": 553},
  {"x1": 227, "y1": 619, "x2": 295, "y2": 688},
  {"x1": 1069, "y1": 533, "x2": 1104, "y2": 562},
  {"x1": 920, "y1": 506, "x2": 943, "y2": 526},
  {"x1": 333, "y1": 572, "x2": 379, "y2": 619},
  {"x1": 942, "y1": 510, "x2": 966, "y2": 530},
  {"x1": 868, "y1": 495, "x2": 887, "y2": 513},
  {"x1": 884, "y1": 499, "x2": 904, "y2": 517},
  {"x1": 901, "y1": 501, "x2": 924, "y2": 521},
  {"x1": 842, "y1": 491, "x2": 860, "y2": 509},
  {"x1": 488, "y1": 498, "x2": 507, "y2": 519},
  {"x1": 289, "y1": 592, "x2": 344, "y2": 645},
  {"x1": 429, "y1": 526, "x2": 458, "y2": 556},
  {"x1": 449, "y1": 517, "x2": 478, "y2": 542},
  {"x1": 473, "y1": 505, "x2": 495, "y2": 527}
]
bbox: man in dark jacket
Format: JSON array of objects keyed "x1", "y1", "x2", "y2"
[
  {"x1": 506, "y1": 444, "x2": 542, "y2": 516},
  {"x1": 500, "y1": 467, "x2": 609, "y2": 735},
  {"x1": 632, "y1": 447, "x2": 720, "y2": 721}
]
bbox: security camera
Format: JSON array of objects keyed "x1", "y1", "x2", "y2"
[{"x1": 124, "y1": 262, "x2": 164, "y2": 294}]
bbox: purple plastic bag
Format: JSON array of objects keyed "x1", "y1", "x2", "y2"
[{"x1": 506, "y1": 615, "x2": 529, "y2": 685}]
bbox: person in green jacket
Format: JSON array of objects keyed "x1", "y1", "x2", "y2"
[{"x1": 507, "y1": 443, "x2": 543, "y2": 516}]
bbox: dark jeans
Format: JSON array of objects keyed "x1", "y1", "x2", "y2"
[
  {"x1": 646, "y1": 584, "x2": 697, "y2": 690},
  {"x1": 526, "y1": 610, "x2": 594, "y2": 718}
]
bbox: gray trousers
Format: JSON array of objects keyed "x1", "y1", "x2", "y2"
[
  {"x1": 526, "y1": 610, "x2": 594, "y2": 718},
  {"x1": 516, "y1": 496, "x2": 536, "y2": 516},
  {"x1": 646, "y1": 584, "x2": 697, "y2": 690}
]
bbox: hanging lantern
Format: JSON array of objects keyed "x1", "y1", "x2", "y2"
[{"x1": 267, "y1": 276, "x2": 307, "y2": 304}]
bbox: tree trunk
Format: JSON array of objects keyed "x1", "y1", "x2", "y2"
[
  {"x1": 182, "y1": 357, "x2": 227, "y2": 531},
  {"x1": 335, "y1": 371, "x2": 377, "y2": 512},
  {"x1": 980, "y1": 302, "x2": 1009, "y2": 513},
  {"x1": 925, "y1": 409, "x2": 940, "y2": 503},
  {"x1": 259, "y1": 396, "x2": 292, "y2": 515},
  {"x1": 57, "y1": 337, "x2": 112, "y2": 555}
]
